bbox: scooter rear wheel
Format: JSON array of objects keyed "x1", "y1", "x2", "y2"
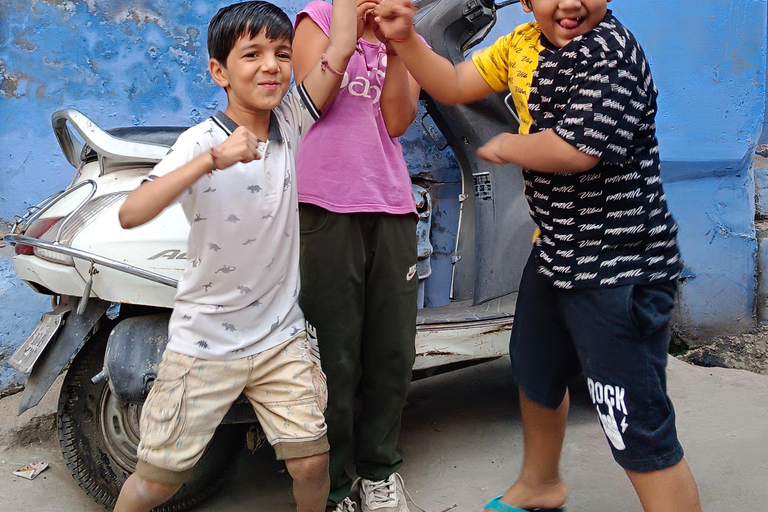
[{"x1": 57, "y1": 327, "x2": 244, "y2": 511}]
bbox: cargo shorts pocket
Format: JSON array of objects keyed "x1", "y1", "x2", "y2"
[
  {"x1": 140, "y1": 362, "x2": 189, "y2": 449},
  {"x1": 311, "y1": 360, "x2": 328, "y2": 413},
  {"x1": 299, "y1": 332, "x2": 327, "y2": 412}
]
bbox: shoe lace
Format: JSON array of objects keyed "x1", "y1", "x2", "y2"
[
  {"x1": 336, "y1": 497, "x2": 356, "y2": 512},
  {"x1": 362, "y1": 475, "x2": 398, "y2": 507},
  {"x1": 361, "y1": 473, "x2": 430, "y2": 512}
]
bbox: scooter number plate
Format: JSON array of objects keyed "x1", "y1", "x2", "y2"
[{"x1": 8, "y1": 311, "x2": 66, "y2": 374}]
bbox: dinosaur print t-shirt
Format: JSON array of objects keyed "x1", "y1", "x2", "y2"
[
  {"x1": 146, "y1": 86, "x2": 319, "y2": 359},
  {"x1": 471, "y1": 11, "x2": 682, "y2": 289}
]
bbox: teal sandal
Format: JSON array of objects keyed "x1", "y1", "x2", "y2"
[{"x1": 483, "y1": 495, "x2": 564, "y2": 512}]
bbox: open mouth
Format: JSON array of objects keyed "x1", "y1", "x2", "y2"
[{"x1": 558, "y1": 17, "x2": 585, "y2": 30}]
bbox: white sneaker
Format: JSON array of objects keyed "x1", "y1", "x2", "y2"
[
  {"x1": 359, "y1": 473, "x2": 410, "y2": 512},
  {"x1": 334, "y1": 497, "x2": 357, "y2": 512}
]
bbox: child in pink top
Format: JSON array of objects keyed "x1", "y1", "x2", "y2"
[
  {"x1": 293, "y1": 1, "x2": 421, "y2": 511},
  {"x1": 295, "y1": 1, "x2": 417, "y2": 215}
]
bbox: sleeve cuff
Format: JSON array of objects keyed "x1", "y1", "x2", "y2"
[{"x1": 296, "y1": 82, "x2": 321, "y2": 121}]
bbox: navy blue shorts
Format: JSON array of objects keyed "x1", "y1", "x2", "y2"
[{"x1": 510, "y1": 254, "x2": 685, "y2": 472}]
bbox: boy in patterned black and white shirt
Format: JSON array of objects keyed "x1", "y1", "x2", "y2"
[
  {"x1": 114, "y1": 1, "x2": 360, "y2": 511},
  {"x1": 375, "y1": 0, "x2": 702, "y2": 511}
]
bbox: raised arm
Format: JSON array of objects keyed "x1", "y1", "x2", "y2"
[
  {"x1": 377, "y1": 37, "x2": 420, "y2": 136},
  {"x1": 298, "y1": 0, "x2": 363, "y2": 111},
  {"x1": 477, "y1": 130, "x2": 600, "y2": 173},
  {"x1": 119, "y1": 127, "x2": 262, "y2": 229},
  {"x1": 374, "y1": 0, "x2": 494, "y2": 105}
]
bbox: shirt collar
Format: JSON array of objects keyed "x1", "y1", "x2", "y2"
[{"x1": 211, "y1": 110, "x2": 283, "y2": 143}]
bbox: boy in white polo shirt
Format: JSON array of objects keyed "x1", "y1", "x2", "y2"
[{"x1": 114, "y1": 1, "x2": 361, "y2": 510}]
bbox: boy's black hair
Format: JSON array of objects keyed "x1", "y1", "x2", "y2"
[{"x1": 208, "y1": 1, "x2": 294, "y2": 66}]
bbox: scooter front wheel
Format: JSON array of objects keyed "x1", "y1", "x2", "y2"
[{"x1": 57, "y1": 327, "x2": 244, "y2": 511}]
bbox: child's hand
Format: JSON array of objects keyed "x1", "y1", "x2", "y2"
[
  {"x1": 371, "y1": 18, "x2": 395, "y2": 51},
  {"x1": 368, "y1": 2, "x2": 390, "y2": 45},
  {"x1": 477, "y1": 133, "x2": 514, "y2": 164},
  {"x1": 357, "y1": 0, "x2": 380, "y2": 40},
  {"x1": 372, "y1": 20, "x2": 387, "y2": 44},
  {"x1": 374, "y1": 0, "x2": 416, "y2": 42},
  {"x1": 212, "y1": 126, "x2": 262, "y2": 169}
]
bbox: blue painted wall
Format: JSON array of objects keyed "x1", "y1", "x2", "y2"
[
  {"x1": 763, "y1": 24, "x2": 768, "y2": 146},
  {"x1": 617, "y1": 1, "x2": 766, "y2": 340},
  {"x1": 1, "y1": 0, "x2": 767, "y2": 391}
]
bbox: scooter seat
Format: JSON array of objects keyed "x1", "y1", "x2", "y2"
[{"x1": 106, "y1": 126, "x2": 188, "y2": 147}]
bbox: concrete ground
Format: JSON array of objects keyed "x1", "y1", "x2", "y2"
[{"x1": 1, "y1": 356, "x2": 767, "y2": 512}]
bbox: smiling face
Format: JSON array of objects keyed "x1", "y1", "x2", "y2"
[
  {"x1": 521, "y1": 0, "x2": 611, "y2": 48},
  {"x1": 210, "y1": 29, "x2": 293, "y2": 114}
]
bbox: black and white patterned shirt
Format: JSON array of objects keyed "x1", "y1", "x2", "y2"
[{"x1": 472, "y1": 11, "x2": 682, "y2": 289}]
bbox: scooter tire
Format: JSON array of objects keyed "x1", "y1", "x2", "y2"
[{"x1": 57, "y1": 327, "x2": 244, "y2": 511}]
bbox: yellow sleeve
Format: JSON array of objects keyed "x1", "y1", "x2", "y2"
[
  {"x1": 472, "y1": 22, "x2": 543, "y2": 135},
  {"x1": 471, "y1": 32, "x2": 514, "y2": 93}
]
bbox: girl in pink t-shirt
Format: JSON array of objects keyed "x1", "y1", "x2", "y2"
[{"x1": 293, "y1": 2, "x2": 421, "y2": 511}]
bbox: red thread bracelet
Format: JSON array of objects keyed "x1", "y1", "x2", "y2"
[
  {"x1": 320, "y1": 54, "x2": 344, "y2": 76},
  {"x1": 380, "y1": 46, "x2": 398, "y2": 57},
  {"x1": 208, "y1": 148, "x2": 219, "y2": 174}
]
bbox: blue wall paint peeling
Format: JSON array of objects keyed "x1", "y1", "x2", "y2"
[
  {"x1": 1, "y1": 0, "x2": 767, "y2": 390},
  {"x1": 664, "y1": 165, "x2": 758, "y2": 331},
  {"x1": 763, "y1": 5, "x2": 768, "y2": 145}
]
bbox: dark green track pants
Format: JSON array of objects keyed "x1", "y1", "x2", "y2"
[{"x1": 298, "y1": 204, "x2": 419, "y2": 507}]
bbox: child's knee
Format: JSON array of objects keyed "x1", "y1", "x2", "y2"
[
  {"x1": 132, "y1": 473, "x2": 182, "y2": 505},
  {"x1": 285, "y1": 452, "x2": 330, "y2": 483}
]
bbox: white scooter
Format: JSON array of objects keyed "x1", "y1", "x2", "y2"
[{"x1": 4, "y1": 0, "x2": 530, "y2": 508}]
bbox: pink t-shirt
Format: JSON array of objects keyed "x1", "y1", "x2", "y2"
[{"x1": 295, "y1": 1, "x2": 417, "y2": 215}]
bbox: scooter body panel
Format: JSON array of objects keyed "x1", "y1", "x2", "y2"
[
  {"x1": 13, "y1": 255, "x2": 89, "y2": 296},
  {"x1": 70, "y1": 198, "x2": 185, "y2": 307},
  {"x1": 414, "y1": 0, "x2": 535, "y2": 304}
]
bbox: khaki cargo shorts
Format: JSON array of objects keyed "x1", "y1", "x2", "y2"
[{"x1": 135, "y1": 332, "x2": 329, "y2": 484}]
